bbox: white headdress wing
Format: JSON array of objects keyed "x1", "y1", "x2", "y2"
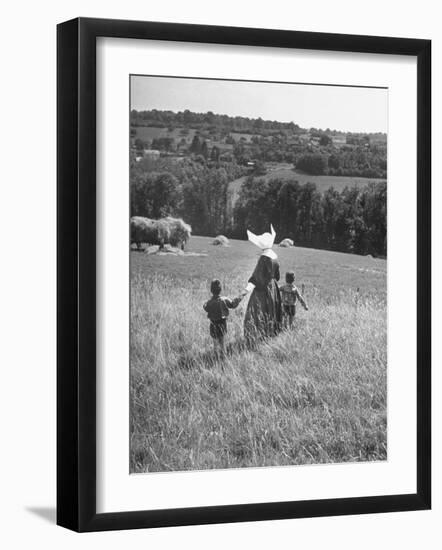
[
  {"x1": 247, "y1": 224, "x2": 276, "y2": 250},
  {"x1": 244, "y1": 225, "x2": 277, "y2": 292}
]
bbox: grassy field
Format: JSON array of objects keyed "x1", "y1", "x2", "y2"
[
  {"x1": 130, "y1": 236, "x2": 387, "y2": 473},
  {"x1": 265, "y1": 164, "x2": 386, "y2": 190}
]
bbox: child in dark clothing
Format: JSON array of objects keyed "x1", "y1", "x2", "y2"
[
  {"x1": 279, "y1": 271, "x2": 308, "y2": 328},
  {"x1": 203, "y1": 279, "x2": 243, "y2": 352}
]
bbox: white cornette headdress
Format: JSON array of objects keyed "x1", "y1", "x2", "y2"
[{"x1": 247, "y1": 224, "x2": 276, "y2": 251}]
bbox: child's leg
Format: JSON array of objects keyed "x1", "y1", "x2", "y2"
[
  {"x1": 219, "y1": 335, "x2": 225, "y2": 354},
  {"x1": 210, "y1": 322, "x2": 221, "y2": 353},
  {"x1": 211, "y1": 320, "x2": 226, "y2": 356},
  {"x1": 284, "y1": 312, "x2": 289, "y2": 329},
  {"x1": 213, "y1": 335, "x2": 223, "y2": 351},
  {"x1": 213, "y1": 337, "x2": 220, "y2": 352}
]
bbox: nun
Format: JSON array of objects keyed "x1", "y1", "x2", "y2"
[{"x1": 242, "y1": 225, "x2": 282, "y2": 343}]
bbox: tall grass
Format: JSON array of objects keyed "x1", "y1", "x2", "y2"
[{"x1": 130, "y1": 269, "x2": 387, "y2": 473}]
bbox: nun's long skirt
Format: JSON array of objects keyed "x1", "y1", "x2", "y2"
[{"x1": 244, "y1": 280, "x2": 282, "y2": 344}]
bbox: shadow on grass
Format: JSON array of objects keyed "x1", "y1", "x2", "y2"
[
  {"x1": 175, "y1": 323, "x2": 305, "y2": 370},
  {"x1": 177, "y1": 338, "x2": 248, "y2": 369}
]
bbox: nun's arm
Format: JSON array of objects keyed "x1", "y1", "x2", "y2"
[
  {"x1": 243, "y1": 256, "x2": 265, "y2": 294},
  {"x1": 244, "y1": 281, "x2": 255, "y2": 294},
  {"x1": 247, "y1": 257, "x2": 262, "y2": 288}
]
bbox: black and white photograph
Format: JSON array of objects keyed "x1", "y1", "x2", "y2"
[{"x1": 129, "y1": 75, "x2": 388, "y2": 473}]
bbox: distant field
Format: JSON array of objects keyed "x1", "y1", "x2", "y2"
[
  {"x1": 130, "y1": 236, "x2": 387, "y2": 473},
  {"x1": 265, "y1": 165, "x2": 385, "y2": 191},
  {"x1": 132, "y1": 125, "x2": 197, "y2": 144},
  {"x1": 231, "y1": 131, "x2": 257, "y2": 142},
  {"x1": 133, "y1": 127, "x2": 263, "y2": 145},
  {"x1": 228, "y1": 165, "x2": 385, "y2": 205}
]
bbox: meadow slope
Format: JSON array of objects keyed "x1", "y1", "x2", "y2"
[{"x1": 130, "y1": 237, "x2": 387, "y2": 473}]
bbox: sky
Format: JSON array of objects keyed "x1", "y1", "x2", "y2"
[{"x1": 130, "y1": 76, "x2": 388, "y2": 134}]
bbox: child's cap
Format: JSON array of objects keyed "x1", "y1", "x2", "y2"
[
  {"x1": 285, "y1": 271, "x2": 295, "y2": 283},
  {"x1": 211, "y1": 279, "x2": 222, "y2": 295}
]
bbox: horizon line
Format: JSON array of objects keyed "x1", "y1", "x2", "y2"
[{"x1": 130, "y1": 106, "x2": 387, "y2": 136}]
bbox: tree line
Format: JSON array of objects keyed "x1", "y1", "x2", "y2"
[
  {"x1": 233, "y1": 176, "x2": 386, "y2": 257},
  {"x1": 131, "y1": 155, "x2": 244, "y2": 236},
  {"x1": 296, "y1": 150, "x2": 386, "y2": 179},
  {"x1": 130, "y1": 156, "x2": 387, "y2": 257},
  {"x1": 130, "y1": 109, "x2": 386, "y2": 140},
  {"x1": 131, "y1": 109, "x2": 301, "y2": 134}
]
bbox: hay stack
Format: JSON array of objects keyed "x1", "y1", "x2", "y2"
[
  {"x1": 279, "y1": 238, "x2": 294, "y2": 248},
  {"x1": 213, "y1": 235, "x2": 229, "y2": 246}
]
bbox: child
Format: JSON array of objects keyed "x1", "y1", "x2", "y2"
[
  {"x1": 203, "y1": 279, "x2": 243, "y2": 353},
  {"x1": 279, "y1": 271, "x2": 308, "y2": 328}
]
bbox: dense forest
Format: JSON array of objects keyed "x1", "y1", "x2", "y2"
[
  {"x1": 234, "y1": 176, "x2": 386, "y2": 256},
  {"x1": 130, "y1": 155, "x2": 387, "y2": 257}
]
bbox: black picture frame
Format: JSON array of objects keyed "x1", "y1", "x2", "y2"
[{"x1": 57, "y1": 17, "x2": 431, "y2": 532}]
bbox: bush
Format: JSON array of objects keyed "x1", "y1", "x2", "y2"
[{"x1": 296, "y1": 153, "x2": 328, "y2": 175}]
